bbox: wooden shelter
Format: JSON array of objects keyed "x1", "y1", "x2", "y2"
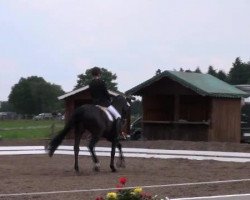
[
  {"x1": 126, "y1": 71, "x2": 249, "y2": 142},
  {"x1": 58, "y1": 86, "x2": 130, "y2": 136}
]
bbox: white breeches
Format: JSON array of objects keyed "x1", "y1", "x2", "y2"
[{"x1": 107, "y1": 105, "x2": 121, "y2": 119}]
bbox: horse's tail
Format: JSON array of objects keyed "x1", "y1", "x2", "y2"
[{"x1": 47, "y1": 117, "x2": 74, "y2": 157}]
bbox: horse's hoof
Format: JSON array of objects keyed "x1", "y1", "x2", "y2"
[
  {"x1": 110, "y1": 166, "x2": 117, "y2": 172},
  {"x1": 93, "y1": 166, "x2": 100, "y2": 172},
  {"x1": 74, "y1": 166, "x2": 79, "y2": 173},
  {"x1": 93, "y1": 162, "x2": 100, "y2": 172},
  {"x1": 116, "y1": 160, "x2": 126, "y2": 168}
]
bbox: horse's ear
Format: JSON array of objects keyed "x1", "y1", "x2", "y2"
[{"x1": 125, "y1": 97, "x2": 132, "y2": 107}]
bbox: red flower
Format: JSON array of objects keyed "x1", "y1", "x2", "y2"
[{"x1": 119, "y1": 177, "x2": 127, "y2": 185}]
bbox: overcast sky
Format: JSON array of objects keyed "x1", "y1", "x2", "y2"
[{"x1": 1, "y1": 0, "x2": 250, "y2": 101}]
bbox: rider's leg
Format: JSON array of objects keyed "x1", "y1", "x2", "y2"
[
  {"x1": 107, "y1": 105, "x2": 122, "y2": 137},
  {"x1": 107, "y1": 105, "x2": 121, "y2": 119}
]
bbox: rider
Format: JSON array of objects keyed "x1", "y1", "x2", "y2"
[{"x1": 89, "y1": 67, "x2": 121, "y2": 135}]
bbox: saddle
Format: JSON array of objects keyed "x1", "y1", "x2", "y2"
[
  {"x1": 95, "y1": 105, "x2": 114, "y2": 122},
  {"x1": 96, "y1": 105, "x2": 127, "y2": 140}
]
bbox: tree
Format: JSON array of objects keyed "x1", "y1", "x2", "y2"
[
  {"x1": 0, "y1": 101, "x2": 14, "y2": 112},
  {"x1": 194, "y1": 67, "x2": 202, "y2": 73},
  {"x1": 207, "y1": 66, "x2": 217, "y2": 77},
  {"x1": 217, "y1": 70, "x2": 228, "y2": 82},
  {"x1": 155, "y1": 69, "x2": 162, "y2": 75},
  {"x1": 8, "y1": 76, "x2": 65, "y2": 114},
  {"x1": 75, "y1": 67, "x2": 118, "y2": 91},
  {"x1": 228, "y1": 57, "x2": 250, "y2": 84}
]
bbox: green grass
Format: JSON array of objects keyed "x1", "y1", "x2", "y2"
[{"x1": 0, "y1": 120, "x2": 65, "y2": 139}]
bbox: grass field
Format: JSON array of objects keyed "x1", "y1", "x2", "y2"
[{"x1": 0, "y1": 119, "x2": 65, "y2": 139}]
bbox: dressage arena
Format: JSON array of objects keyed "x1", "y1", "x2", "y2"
[{"x1": 0, "y1": 140, "x2": 250, "y2": 200}]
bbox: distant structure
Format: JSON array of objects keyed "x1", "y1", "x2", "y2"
[
  {"x1": 126, "y1": 71, "x2": 249, "y2": 143},
  {"x1": 235, "y1": 85, "x2": 250, "y2": 104}
]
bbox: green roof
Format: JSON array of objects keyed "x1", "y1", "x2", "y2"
[{"x1": 126, "y1": 71, "x2": 249, "y2": 98}]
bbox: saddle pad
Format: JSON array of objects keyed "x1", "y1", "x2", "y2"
[{"x1": 96, "y1": 105, "x2": 114, "y2": 122}]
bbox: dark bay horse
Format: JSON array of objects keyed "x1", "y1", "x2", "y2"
[{"x1": 47, "y1": 95, "x2": 130, "y2": 172}]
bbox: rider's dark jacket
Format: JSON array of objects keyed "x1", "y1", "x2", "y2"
[{"x1": 89, "y1": 78, "x2": 111, "y2": 107}]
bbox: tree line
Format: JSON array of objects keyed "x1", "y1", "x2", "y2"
[
  {"x1": 0, "y1": 68, "x2": 118, "y2": 115},
  {"x1": 1, "y1": 57, "x2": 250, "y2": 115},
  {"x1": 176, "y1": 57, "x2": 250, "y2": 85}
]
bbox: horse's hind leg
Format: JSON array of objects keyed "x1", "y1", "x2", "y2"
[
  {"x1": 110, "y1": 141, "x2": 117, "y2": 172},
  {"x1": 88, "y1": 136, "x2": 100, "y2": 172},
  {"x1": 116, "y1": 142, "x2": 125, "y2": 168},
  {"x1": 74, "y1": 125, "x2": 83, "y2": 173}
]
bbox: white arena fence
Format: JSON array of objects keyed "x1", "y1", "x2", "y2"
[{"x1": 1, "y1": 145, "x2": 250, "y2": 163}]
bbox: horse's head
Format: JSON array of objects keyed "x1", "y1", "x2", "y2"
[{"x1": 112, "y1": 95, "x2": 131, "y2": 120}]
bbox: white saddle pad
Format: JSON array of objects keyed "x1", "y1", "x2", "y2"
[{"x1": 96, "y1": 105, "x2": 114, "y2": 122}]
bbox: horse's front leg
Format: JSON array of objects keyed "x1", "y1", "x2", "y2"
[
  {"x1": 88, "y1": 136, "x2": 100, "y2": 172},
  {"x1": 74, "y1": 125, "x2": 83, "y2": 173},
  {"x1": 116, "y1": 142, "x2": 125, "y2": 168},
  {"x1": 110, "y1": 141, "x2": 117, "y2": 172},
  {"x1": 74, "y1": 145, "x2": 79, "y2": 172}
]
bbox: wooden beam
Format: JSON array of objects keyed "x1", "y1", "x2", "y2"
[{"x1": 174, "y1": 94, "x2": 180, "y2": 121}]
